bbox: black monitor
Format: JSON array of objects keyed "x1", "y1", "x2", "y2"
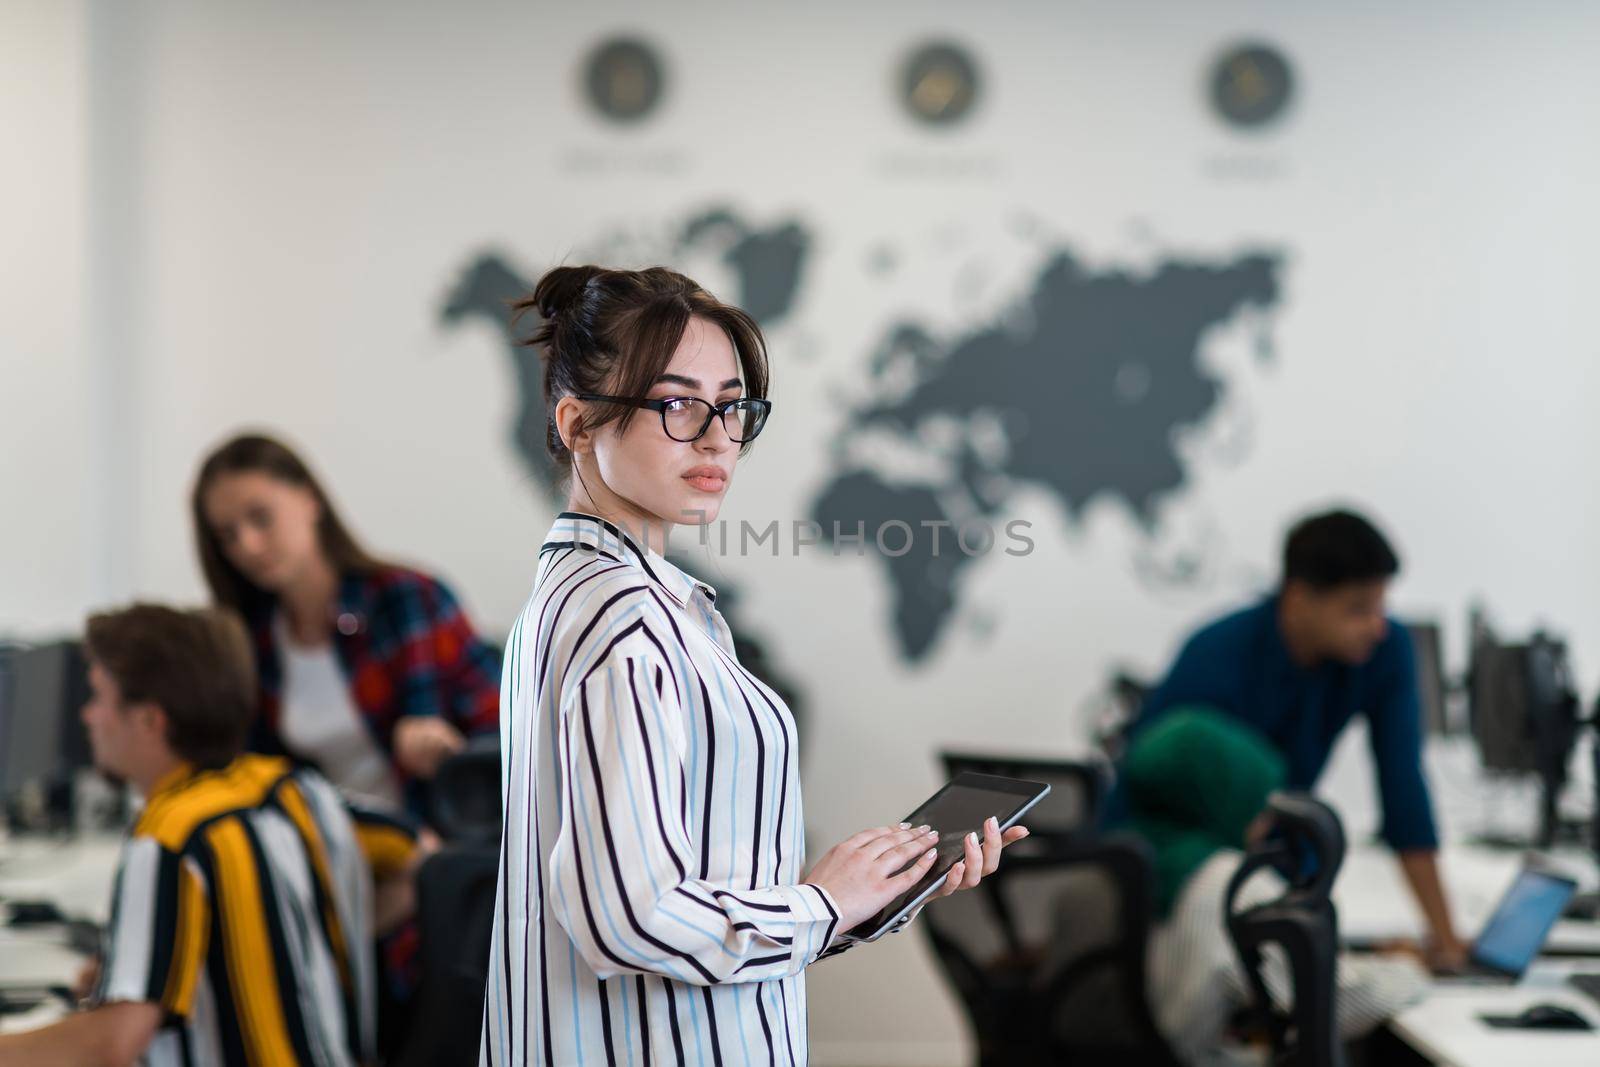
[
  {"x1": 0, "y1": 640, "x2": 93, "y2": 829},
  {"x1": 1404, "y1": 620, "x2": 1449, "y2": 736},
  {"x1": 1467, "y1": 619, "x2": 1580, "y2": 848}
]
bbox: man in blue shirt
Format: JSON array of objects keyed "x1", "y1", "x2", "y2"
[{"x1": 1137, "y1": 509, "x2": 1465, "y2": 970}]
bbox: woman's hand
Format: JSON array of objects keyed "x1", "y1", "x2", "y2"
[
  {"x1": 804, "y1": 825, "x2": 943, "y2": 932},
  {"x1": 393, "y1": 716, "x2": 467, "y2": 779},
  {"x1": 924, "y1": 816, "x2": 1029, "y2": 901}
]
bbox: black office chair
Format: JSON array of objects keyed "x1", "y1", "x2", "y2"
[
  {"x1": 393, "y1": 846, "x2": 500, "y2": 1067},
  {"x1": 430, "y1": 736, "x2": 502, "y2": 846},
  {"x1": 923, "y1": 754, "x2": 1179, "y2": 1066},
  {"x1": 921, "y1": 832, "x2": 1183, "y2": 1067},
  {"x1": 1225, "y1": 792, "x2": 1347, "y2": 1067}
]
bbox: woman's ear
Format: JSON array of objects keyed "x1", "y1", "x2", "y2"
[{"x1": 553, "y1": 395, "x2": 591, "y2": 456}]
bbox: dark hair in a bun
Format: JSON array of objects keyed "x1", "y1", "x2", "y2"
[
  {"x1": 530, "y1": 264, "x2": 605, "y2": 324},
  {"x1": 512, "y1": 265, "x2": 770, "y2": 478}
]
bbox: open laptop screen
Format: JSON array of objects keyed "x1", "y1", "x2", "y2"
[{"x1": 1472, "y1": 867, "x2": 1578, "y2": 977}]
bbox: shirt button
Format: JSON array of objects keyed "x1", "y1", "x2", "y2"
[{"x1": 336, "y1": 613, "x2": 361, "y2": 636}]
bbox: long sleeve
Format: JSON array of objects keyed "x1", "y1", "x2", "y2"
[
  {"x1": 391, "y1": 575, "x2": 502, "y2": 738},
  {"x1": 547, "y1": 649, "x2": 840, "y2": 986},
  {"x1": 1140, "y1": 623, "x2": 1246, "y2": 725},
  {"x1": 1364, "y1": 630, "x2": 1439, "y2": 851}
]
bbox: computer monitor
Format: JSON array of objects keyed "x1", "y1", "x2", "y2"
[
  {"x1": 1404, "y1": 620, "x2": 1448, "y2": 736},
  {"x1": 1468, "y1": 620, "x2": 1581, "y2": 848},
  {"x1": 0, "y1": 640, "x2": 93, "y2": 828},
  {"x1": 1470, "y1": 631, "x2": 1537, "y2": 774}
]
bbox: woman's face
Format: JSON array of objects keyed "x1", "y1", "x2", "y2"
[
  {"x1": 202, "y1": 471, "x2": 325, "y2": 592},
  {"x1": 587, "y1": 315, "x2": 745, "y2": 532}
]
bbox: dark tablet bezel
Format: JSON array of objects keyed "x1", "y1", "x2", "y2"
[{"x1": 846, "y1": 771, "x2": 1051, "y2": 943}]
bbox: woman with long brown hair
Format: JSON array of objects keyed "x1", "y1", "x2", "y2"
[{"x1": 191, "y1": 432, "x2": 500, "y2": 816}]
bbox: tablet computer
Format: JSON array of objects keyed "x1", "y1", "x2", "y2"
[{"x1": 845, "y1": 772, "x2": 1050, "y2": 943}]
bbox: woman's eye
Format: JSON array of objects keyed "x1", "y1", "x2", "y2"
[{"x1": 663, "y1": 398, "x2": 695, "y2": 413}]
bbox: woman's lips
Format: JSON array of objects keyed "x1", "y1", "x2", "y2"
[{"x1": 683, "y1": 469, "x2": 727, "y2": 493}]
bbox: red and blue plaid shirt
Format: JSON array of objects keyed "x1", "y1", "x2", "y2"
[{"x1": 245, "y1": 565, "x2": 501, "y2": 811}]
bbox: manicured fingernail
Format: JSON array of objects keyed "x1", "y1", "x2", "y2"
[
  {"x1": 917, "y1": 824, "x2": 931, "y2": 833},
  {"x1": 926, "y1": 829, "x2": 938, "y2": 838},
  {"x1": 925, "y1": 848, "x2": 936, "y2": 858},
  {"x1": 967, "y1": 832, "x2": 978, "y2": 846},
  {"x1": 898, "y1": 822, "x2": 911, "y2": 829}
]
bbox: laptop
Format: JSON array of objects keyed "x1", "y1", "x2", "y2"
[{"x1": 1439, "y1": 866, "x2": 1579, "y2": 985}]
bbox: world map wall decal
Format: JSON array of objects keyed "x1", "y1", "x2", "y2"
[{"x1": 441, "y1": 205, "x2": 1286, "y2": 663}]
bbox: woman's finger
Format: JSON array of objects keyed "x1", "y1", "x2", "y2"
[
  {"x1": 1001, "y1": 826, "x2": 1029, "y2": 846},
  {"x1": 841, "y1": 825, "x2": 900, "y2": 850},
  {"x1": 932, "y1": 861, "x2": 966, "y2": 898},
  {"x1": 868, "y1": 825, "x2": 933, "y2": 860},
  {"x1": 877, "y1": 829, "x2": 941, "y2": 870},
  {"x1": 890, "y1": 846, "x2": 939, "y2": 889},
  {"x1": 960, "y1": 831, "x2": 983, "y2": 888},
  {"x1": 980, "y1": 817, "x2": 1003, "y2": 876}
]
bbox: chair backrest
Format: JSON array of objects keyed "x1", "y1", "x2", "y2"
[
  {"x1": 430, "y1": 736, "x2": 503, "y2": 845},
  {"x1": 1225, "y1": 792, "x2": 1346, "y2": 1067},
  {"x1": 921, "y1": 833, "x2": 1182, "y2": 1067},
  {"x1": 395, "y1": 846, "x2": 500, "y2": 1067},
  {"x1": 939, "y1": 752, "x2": 1107, "y2": 848}
]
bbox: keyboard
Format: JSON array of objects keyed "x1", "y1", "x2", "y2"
[{"x1": 1570, "y1": 973, "x2": 1600, "y2": 1007}]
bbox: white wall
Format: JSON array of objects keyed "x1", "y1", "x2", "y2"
[
  {"x1": 8, "y1": 2, "x2": 1600, "y2": 1061},
  {"x1": 1, "y1": 0, "x2": 91, "y2": 633}
]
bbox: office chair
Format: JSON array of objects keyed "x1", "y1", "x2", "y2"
[
  {"x1": 923, "y1": 754, "x2": 1180, "y2": 1066},
  {"x1": 394, "y1": 845, "x2": 500, "y2": 1067},
  {"x1": 921, "y1": 832, "x2": 1183, "y2": 1067},
  {"x1": 430, "y1": 736, "x2": 503, "y2": 845},
  {"x1": 1225, "y1": 792, "x2": 1346, "y2": 1067}
]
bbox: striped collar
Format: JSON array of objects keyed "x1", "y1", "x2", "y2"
[
  {"x1": 146, "y1": 760, "x2": 198, "y2": 802},
  {"x1": 541, "y1": 511, "x2": 718, "y2": 607}
]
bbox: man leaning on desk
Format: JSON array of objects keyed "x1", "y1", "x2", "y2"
[
  {"x1": 1131, "y1": 508, "x2": 1466, "y2": 972},
  {"x1": 0, "y1": 603, "x2": 418, "y2": 1067}
]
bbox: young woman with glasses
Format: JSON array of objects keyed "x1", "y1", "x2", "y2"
[{"x1": 480, "y1": 265, "x2": 1027, "y2": 1066}]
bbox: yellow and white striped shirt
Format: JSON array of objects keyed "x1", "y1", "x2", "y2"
[{"x1": 95, "y1": 754, "x2": 413, "y2": 1067}]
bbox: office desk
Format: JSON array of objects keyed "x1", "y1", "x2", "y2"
[
  {"x1": 0, "y1": 932, "x2": 78, "y2": 1034},
  {"x1": 0, "y1": 833, "x2": 121, "y2": 1036},
  {"x1": 0, "y1": 833, "x2": 123, "y2": 924},
  {"x1": 1337, "y1": 843, "x2": 1600, "y2": 954},
  {"x1": 1335, "y1": 842, "x2": 1600, "y2": 1064},
  {"x1": 1389, "y1": 963, "x2": 1600, "y2": 1067}
]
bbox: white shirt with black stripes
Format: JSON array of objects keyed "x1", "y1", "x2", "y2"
[{"x1": 481, "y1": 512, "x2": 850, "y2": 1067}]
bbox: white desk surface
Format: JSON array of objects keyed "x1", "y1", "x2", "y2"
[
  {"x1": 0, "y1": 832, "x2": 122, "y2": 1035},
  {"x1": 1337, "y1": 842, "x2": 1600, "y2": 954},
  {"x1": 1335, "y1": 838, "x2": 1600, "y2": 1065},
  {"x1": 1389, "y1": 962, "x2": 1600, "y2": 1067},
  {"x1": 0, "y1": 833, "x2": 123, "y2": 925}
]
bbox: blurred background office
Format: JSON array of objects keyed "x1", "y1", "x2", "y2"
[{"x1": 4, "y1": 1, "x2": 1600, "y2": 1063}]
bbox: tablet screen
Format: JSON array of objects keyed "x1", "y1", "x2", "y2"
[{"x1": 850, "y1": 773, "x2": 1049, "y2": 941}]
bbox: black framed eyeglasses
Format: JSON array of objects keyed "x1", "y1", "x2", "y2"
[{"x1": 576, "y1": 394, "x2": 773, "y2": 444}]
